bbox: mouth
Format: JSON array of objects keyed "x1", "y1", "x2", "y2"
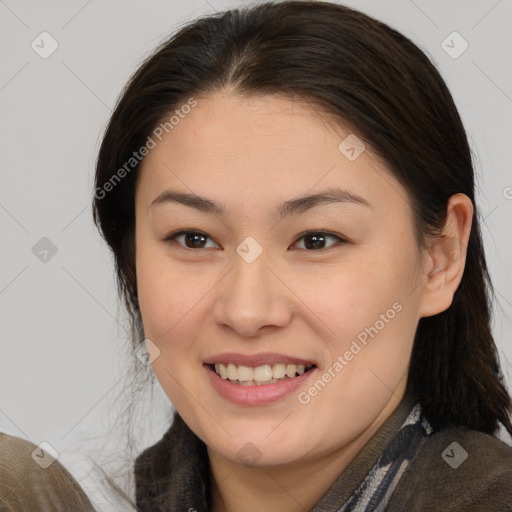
[{"x1": 207, "y1": 362, "x2": 317, "y2": 386}]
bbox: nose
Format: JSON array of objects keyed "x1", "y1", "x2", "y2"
[{"x1": 212, "y1": 251, "x2": 293, "y2": 338}]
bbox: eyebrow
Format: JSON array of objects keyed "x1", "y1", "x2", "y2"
[{"x1": 150, "y1": 186, "x2": 371, "y2": 219}]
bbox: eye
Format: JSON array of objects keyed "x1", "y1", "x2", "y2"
[
  {"x1": 291, "y1": 231, "x2": 347, "y2": 251},
  {"x1": 164, "y1": 230, "x2": 220, "y2": 250},
  {"x1": 164, "y1": 229, "x2": 347, "y2": 252}
]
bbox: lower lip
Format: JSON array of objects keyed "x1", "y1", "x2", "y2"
[{"x1": 204, "y1": 364, "x2": 317, "y2": 405}]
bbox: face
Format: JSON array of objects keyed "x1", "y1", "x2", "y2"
[{"x1": 134, "y1": 91, "x2": 427, "y2": 467}]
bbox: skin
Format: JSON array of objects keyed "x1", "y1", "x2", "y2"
[{"x1": 134, "y1": 90, "x2": 473, "y2": 512}]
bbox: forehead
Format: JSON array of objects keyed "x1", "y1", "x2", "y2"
[{"x1": 135, "y1": 91, "x2": 408, "y2": 217}]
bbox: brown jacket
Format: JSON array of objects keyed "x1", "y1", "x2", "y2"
[
  {"x1": 0, "y1": 432, "x2": 95, "y2": 511},
  {"x1": 1, "y1": 395, "x2": 512, "y2": 511}
]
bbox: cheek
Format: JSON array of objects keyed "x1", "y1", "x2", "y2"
[
  {"x1": 136, "y1": 239, "x2": 201, "y2": 340},
  {"x1": 135, "y1": 243, "x2": 208, "y2": 408},
  {"x1": 298, "y1": 247, "x2": 418, "y2": 359},
  {"x1": 294, "y1": 259, "x2": 395, "y2": 333}
]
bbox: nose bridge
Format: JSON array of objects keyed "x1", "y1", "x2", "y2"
[{"x1": 213, "y1": 244, "x2": 292, "y2": 336}]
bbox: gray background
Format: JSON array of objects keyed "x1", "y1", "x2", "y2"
[{"x1": 1, "y1": 0, "x2": 511, "y2": 508}]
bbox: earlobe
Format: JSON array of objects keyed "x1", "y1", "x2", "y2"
[{"x1": 418, "y1": 193, "x2": 473, "y2": 318}]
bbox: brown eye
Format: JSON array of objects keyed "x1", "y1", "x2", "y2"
[
  {"x1": 165, "y1": 230, "x2": 219, "y2": 250},
  {"x1": 292, "y1": 231, "x2": 346, "y2": 251}
]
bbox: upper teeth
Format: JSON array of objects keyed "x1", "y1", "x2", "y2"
[{"x1": 214, "y1": 363, "x2": 313, "y2": 381}]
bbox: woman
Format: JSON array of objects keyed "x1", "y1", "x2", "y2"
[
  {"x1": 2, "y1": 1, "x2": 511, "y2": 511},
  {"x1": 93, "y1": 0, "x2": 512, "y2": 509}
]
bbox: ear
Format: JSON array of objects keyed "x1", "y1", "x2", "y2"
[{"x1": 418, "y1": 193, "x2": 473, "y2": 318}]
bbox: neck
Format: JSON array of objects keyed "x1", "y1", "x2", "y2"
[{"x1": 207, "y1": 390, "x2": 405, "y2": 512}]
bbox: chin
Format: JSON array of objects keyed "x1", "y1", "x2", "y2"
[
  {"x1": 205, "y1": 424, "x2": 309, "y2": 468},
  {"x1": 224, "y1": 442, "x2": 303, "y2": 468}
]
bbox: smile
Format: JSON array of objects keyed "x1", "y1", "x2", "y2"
[
  {"x1": 211, "y1": 363, "x2": 315, "y2": 386},
  {"x1": 204, "y1": 362, "x2": 318, "y2": 405}
]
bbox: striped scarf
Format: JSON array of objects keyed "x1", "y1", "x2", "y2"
[{"x1": 337, "y1": 402, "x2": 434, "y2": 511}]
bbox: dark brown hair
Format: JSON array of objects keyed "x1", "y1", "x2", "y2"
[{"x1": 91, "y1": 0, "x2": 512, "y2": 506}]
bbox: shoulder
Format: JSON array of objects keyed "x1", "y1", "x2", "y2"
[
  {"x1": 388, "y1": 426, "x2": 512, "y2": 511},
  {"x1": 0, "y1": 431, "x2": 95, "y2": 512}
]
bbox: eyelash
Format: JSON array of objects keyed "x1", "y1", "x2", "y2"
[{"x1": 163, "y1": 229, "x2": 348, "y2": 252}]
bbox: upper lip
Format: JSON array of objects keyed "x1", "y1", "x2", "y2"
[{"x1": 203, "y1": 352, "x2": 317, "y2": 367}]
